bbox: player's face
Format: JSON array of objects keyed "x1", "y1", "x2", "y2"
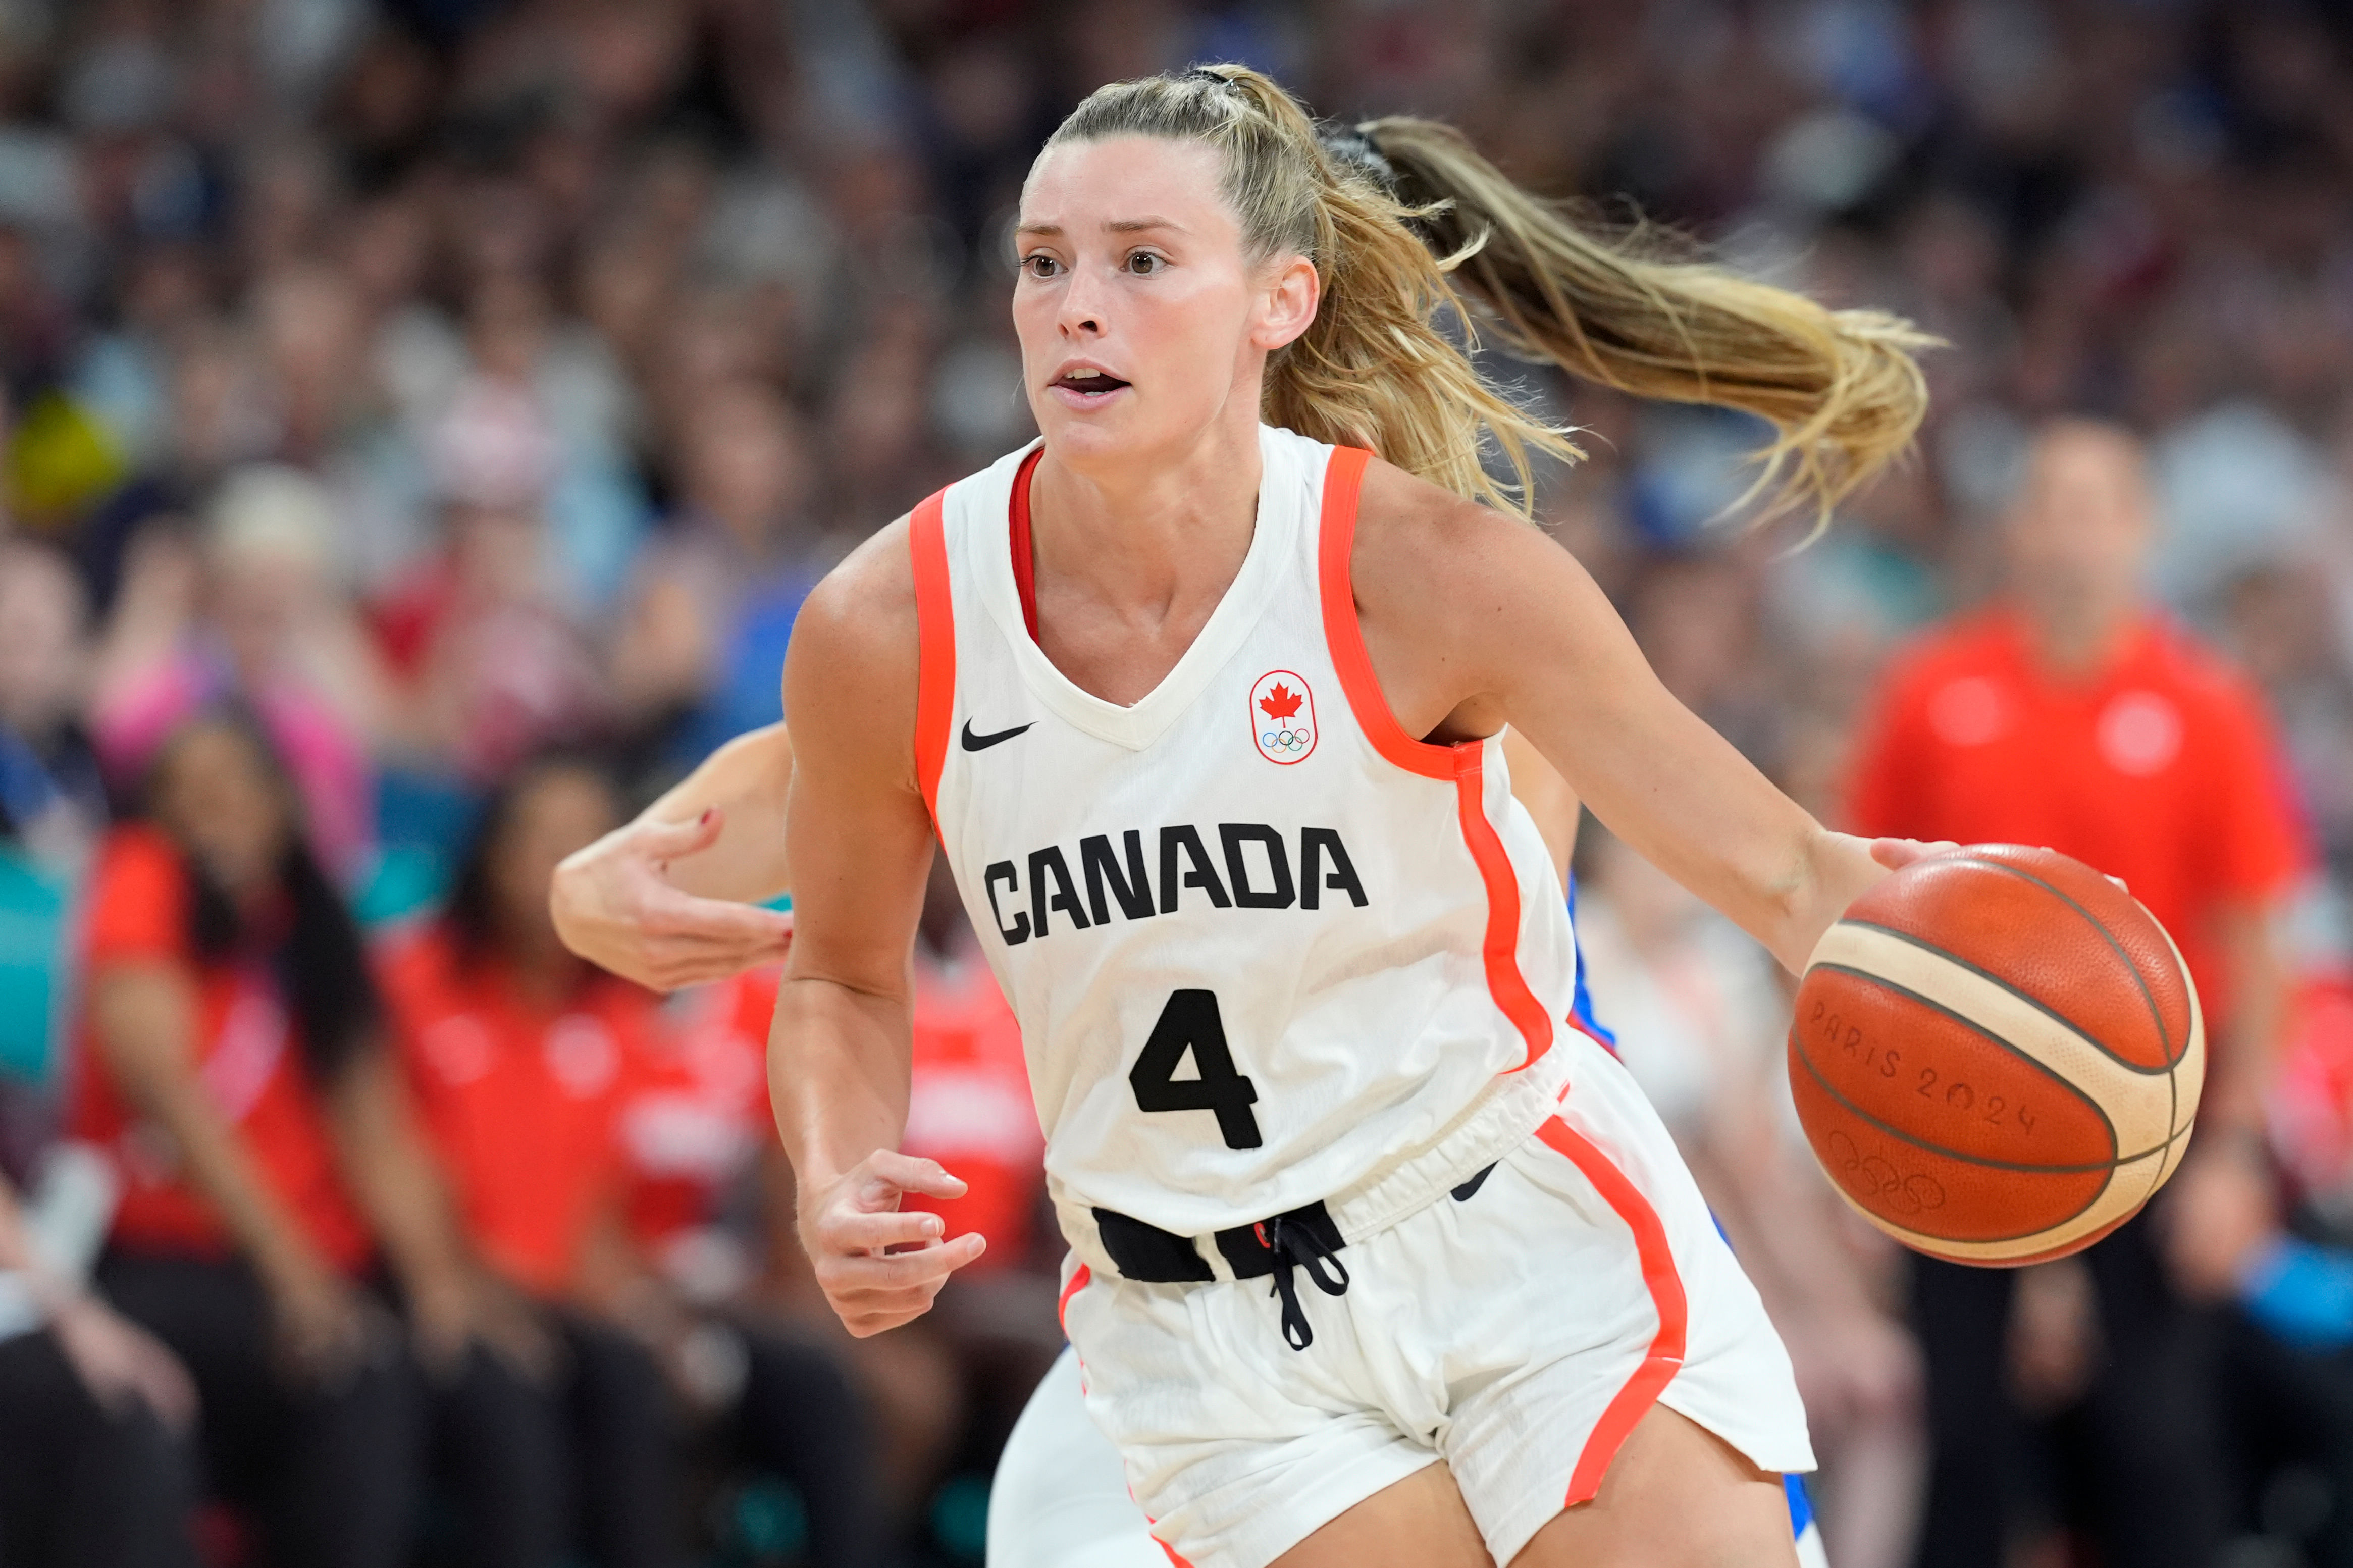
[{"x1": 1013, "y1": 136, "x2": 1317, "y2": 472}]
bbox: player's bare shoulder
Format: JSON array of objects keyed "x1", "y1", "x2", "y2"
[
  {"x1": 1348, "y1": 455, "x2": 1593, "y2": 730},
  {"x1": 1352, "y1": 456, "x2": 1575, "y2": 611},
  {"x1": 782, "y1": 513, "x2": 924, "y2": 789}
]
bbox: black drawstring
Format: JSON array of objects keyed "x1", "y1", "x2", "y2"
[{"x1": 1264, "y1": 1215, "x2": 1350, "y2": 1350}]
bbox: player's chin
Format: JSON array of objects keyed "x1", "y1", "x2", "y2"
[{"x1": 1034, "y1": 400, "x2": 1139, "y2": 456}]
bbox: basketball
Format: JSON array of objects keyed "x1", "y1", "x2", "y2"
[{"x1": 1789, "y1": 845, "x2": 2204, "y2": 1266}]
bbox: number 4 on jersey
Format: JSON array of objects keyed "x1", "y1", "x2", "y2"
[{"x1": 1129, "y1": 989, "x2": 1263, "y2": 1149}]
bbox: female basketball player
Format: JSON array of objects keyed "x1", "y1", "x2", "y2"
[
  {"x1": 572, "y1": 65, "x2": 1937, "y2": 1567},
  {"x1": 553, "y1": 725, "x2": 1835, "y2": 1568}
]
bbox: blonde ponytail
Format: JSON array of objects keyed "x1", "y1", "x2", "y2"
[
  {"x1": 1045, "y1": 65, "x2": 1934, "y2": 526},
  {"x1": 1365, "y1": 116, "x2": 1934, "y2": 526}
]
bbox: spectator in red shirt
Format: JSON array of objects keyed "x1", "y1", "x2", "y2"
[
  {"x1": 70, "y1": 711, "x2": 516, "y2": 1568},
  {"x1": 390, "y1": 753, "x2": 881, "y2": 1568},
  {"x1": 1845, "y1": 421, "x2": 2303, "y2": 1568},
  {"x1": 611, "y1": 967, "x2": 887, "y2": 1568},
  {"x1": 383, "y1": 754, "x2": 678, "y2": 1568}
]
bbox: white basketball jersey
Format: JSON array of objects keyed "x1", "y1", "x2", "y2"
[{"x1": 910, "y1": 425, "x2": 1580, "y2": 1236}]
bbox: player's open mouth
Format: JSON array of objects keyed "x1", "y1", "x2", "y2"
[{"x1": 1050, "y1": 365, "x2": 1130, "y2": 405}]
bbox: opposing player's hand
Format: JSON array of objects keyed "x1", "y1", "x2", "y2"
[
  {"x1": 551, "y1": 808, "x2": 794, "y2": 991},
  {"x1": 801, "y1": 1149, "x2": 987, "y2": 1337}
]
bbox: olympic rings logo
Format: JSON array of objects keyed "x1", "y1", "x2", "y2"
[{"x1": 1260, "y1": 727, "x2": 1311, "y2": 754}]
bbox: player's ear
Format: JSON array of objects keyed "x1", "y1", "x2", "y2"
[{"x1": 1254, "y1": 254, "x2": 1319, "y2": 352}]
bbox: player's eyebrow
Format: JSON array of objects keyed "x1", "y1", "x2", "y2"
[{"x1": 1015, "y1": 217, "x2": 1187, "y2": 238}]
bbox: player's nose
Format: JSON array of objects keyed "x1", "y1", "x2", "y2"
[{"x1": 1058, "y1": 264, "x2": 1110, "y2": 336}]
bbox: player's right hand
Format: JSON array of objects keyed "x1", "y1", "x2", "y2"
[
  {"x1": 550, "y1": 807, "x2": 795, "y2": 991},
  {"x1": 802, "y1": 1148, "x2": 987, "y2": 1337}
]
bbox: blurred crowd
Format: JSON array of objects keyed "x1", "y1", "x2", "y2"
[{"x1": 3, "y1": 0, "x2": 2353, "y2": 1564}]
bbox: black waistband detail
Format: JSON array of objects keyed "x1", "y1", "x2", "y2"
[
  {"x1": 1090, "y1": 1200, "x2": 1351, "y2": 1350},
  {"x1": 1450, "y1": 1163, "x2": 1497, "y2": 1203},
  {"x1": 1214, "y1": 1201, "x2": 1344, "y2": 1279},
  {"x1": 1091, "y1": 1207, "x2": 1214, "y2": 1282},
  {"x1": 1090, "y1": 1200, "x2": 1346, "y2": 1282}
]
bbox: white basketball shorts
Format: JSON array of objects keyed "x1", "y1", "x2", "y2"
[
  {"x1": 987, "y1": 1349, "x2": 1832, "y2": 1568},
  {"x1": 1056, "y1": 1046, "x2": 1815, "y2": 1568}
]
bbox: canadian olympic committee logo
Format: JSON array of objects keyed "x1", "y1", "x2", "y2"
[{"x1": 1249, "y1": 670, "x2": 1317, "y2": 764}]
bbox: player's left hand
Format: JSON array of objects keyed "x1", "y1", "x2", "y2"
[{"x1": 801, "y1": 1149, "x2": 988, "y2": 1337}]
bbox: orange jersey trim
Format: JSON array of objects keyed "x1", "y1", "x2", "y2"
[
  {"x1": 1535, "y1": 1114, "x2": 1690, "y2": 1506},
  {"x1": 1315, "y1": 446, "x2": 1455, "y2": 781},
  {"x1": 1057, "y1": 1261, "x2": 1092, "y2": 1332},
  {"x1": 1317, "y1": 446, "x2": 1552, "y2": 1072},
  {"x1": 909, "y1": 489, "x2": 956, "y2": 822},
  {"x1": 1453, "y1": 745, "x2": 1554, "y2": 1072}
]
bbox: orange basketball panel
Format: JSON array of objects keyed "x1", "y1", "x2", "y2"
[
  {"x1": 1961, "y1": 846, "x2": 2194, "y2": 1068},
  {"x1": 1789, "y1": 1046, "x2": 2110, "y2": 1243},
  {"x1": 1791, "y1": 968, "x2": 2115, "y2": 1169},
  {"x1": 1843, "y1": 858, "x2": 2174, "y2": 1074}
]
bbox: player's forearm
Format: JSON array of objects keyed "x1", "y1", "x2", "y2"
[
  {"x1": 639, "y1": 723, "x2": 795, "y2": 902},
  {"x1": 768, "y1": 975, "x2": 917, "y2": 1198}
]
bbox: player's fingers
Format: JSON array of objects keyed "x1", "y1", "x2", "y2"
[
  {"x1": 822, "y1": 1208, "x2": 947, "y2": 1253},
  {"x1": 842, "y1": 1304, "x2": 934, "y2": 1337},
  {"x1": 859, "y1": 1149, "x2": 968, "y2": 1202},
  {"x1": 641, "y1": 888, "x2": 795, "y2": 949},
  {"x1": 632, "y1": 905, "x2": 793, "y2": 990},
  {"x1": 639, "y1": 932, "x2": 795, "y2": 990},
  {"x1": 1868, "y1": 837, "x2": 1958, "y2": 869},
  {"x1": 635, "y1": 807, "x2": 727, "y2": 863},
  {"x1": 818, "y1": 1233, "x2": 985, "y2": 1292}
]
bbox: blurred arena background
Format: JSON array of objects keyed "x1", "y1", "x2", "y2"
[{"x1": 4, "y1": 1, "x2": 2353, "y2": 1566}]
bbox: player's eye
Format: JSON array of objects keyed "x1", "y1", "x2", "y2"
[
  {"x1": 1125, "y1": 250, "x2": 1167, "y2": 275},
  {"x1": 1022, "y1": 254, "x2": 1062, "y2": 279}
]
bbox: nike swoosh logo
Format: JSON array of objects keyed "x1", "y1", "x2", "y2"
[{"x1": 960, "y1": 719, "x2": 1034, "y2": 752}]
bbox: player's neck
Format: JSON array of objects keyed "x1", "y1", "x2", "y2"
[{"x1": 1028, "y1": 418, "x2": 1263, "y2": 622}]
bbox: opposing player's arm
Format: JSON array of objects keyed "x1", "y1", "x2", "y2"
[
  {"x1": 1354, "y1": 461, "x2": 1927, "y2": 974},
  {"x1": 550, "y1": 723, "x2": 797, "y2": 990},
  {"x1": 772, "y1": 521, "x2": 984, "y2": 1335}
]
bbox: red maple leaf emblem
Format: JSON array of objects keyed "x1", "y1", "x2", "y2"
[{"x1": 1259, "y1": 683, "x2": 1303, "y2": 722}]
